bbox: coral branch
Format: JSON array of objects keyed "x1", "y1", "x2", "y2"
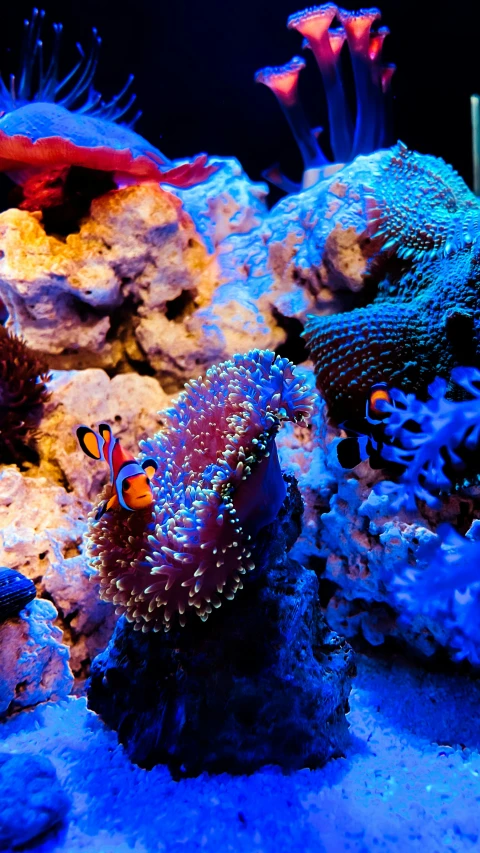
[
  {"x1": 255, "y1": 58, "x2": 328, "y2": 180},
  {"x1": 374, "y1": 368, "x2": 480, "y2": 511},
  {"x1": 288, "y1": 6, "x2": 352, "y2": 162}
]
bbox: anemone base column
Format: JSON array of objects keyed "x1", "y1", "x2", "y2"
[{"x1": 88, "y1": 478, "x2": 356, "y2": 776}]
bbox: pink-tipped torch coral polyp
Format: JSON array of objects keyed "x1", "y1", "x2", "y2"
[
  {"x1": 255, "y1": 4, "x2": 395, "y2": 191},
  {"x1": 85, "y1": 350, "x2": 315, "y2": 632},
  {"x1": 0, "y1": 9, "x2": 217, "y2": 211}
]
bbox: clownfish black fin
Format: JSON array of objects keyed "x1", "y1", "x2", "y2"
[
  {"x1": 337, "y1": 435, "x2": 369, "y2": 469},
  {"x1": 98, "y1": 423, "x2": 113, "y2": 442},
  {"x1": 95, "y1": 500, "x2": 108, "y2": 521},
  {"x1": 142, "y1": 458, "x2": 158, "y2": 480},
  {"x1": 76, "y1": 425, "x2": 104, "y2": 461}
]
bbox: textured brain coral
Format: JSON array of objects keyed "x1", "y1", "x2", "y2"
[
  {"x1": 304, "y1": 143, "x2": 480, "y2": 424},
  {"x1": 86, "y1": 351, "x2": 315, "y2": 632}
]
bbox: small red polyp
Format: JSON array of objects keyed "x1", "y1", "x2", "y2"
[
  {"x1": 328, "y1": 26, "x2": 347, "y2": 60},
  {"x1": 337, "y1": 8, "x2": 382, "y2": 53},
  {"x1": 287, "y1": 4, "x2": 338, "y2": 44},
  {"x1": 380, "y1": 64, "x2": 396, "y2": 93},
  {"x1": 369, "y1": 26, "x2": 390, "y2": 61},
  {"x1": 255, "y1": 58, "x2": 306, "y2": 107}
]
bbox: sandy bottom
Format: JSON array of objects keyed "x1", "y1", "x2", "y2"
[{"x1": 2, "y1": 652, "x2": 480, "y2": 853}]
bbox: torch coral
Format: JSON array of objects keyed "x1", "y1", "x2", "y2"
[
  {"x1": 374, "y1": 367, "x2": 480, "y2": 511},
  {"x1": 0, "y1": 9, "x2": 216, "y2": 213},
  {"x1": 86, "y1": 350, "x2": 315, "y2": 632},
  {"x1": 0, "y1": 325, "x2": 49, "y2": 460},
  {"x1": 255, "y1": 4, "x2": 395, "y2": 191}
]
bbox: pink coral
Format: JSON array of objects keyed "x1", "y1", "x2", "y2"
[
  {"x1": 255, "y1": 4, "x2": 395, "y2": 191},
  {"x1": 86, "y1": 351, "x2": 315, "y2": 632}
]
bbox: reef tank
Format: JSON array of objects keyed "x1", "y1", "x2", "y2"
[{"x1": 2, "y1": 0, "x2": 480, "y2": 850}]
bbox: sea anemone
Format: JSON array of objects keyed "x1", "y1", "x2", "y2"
[
  {"x1": 255, "y1": 4, "x2": 395, "y2": 191},
  {"x1": 86, "y1": 350, "x2": 315, "y2": 632},
  {"x1": 0, "y1": 325, "x2": 49, "y2": 460},
  {"x1": 0, "y1": 9, "x2": 216, "y2": 217}
]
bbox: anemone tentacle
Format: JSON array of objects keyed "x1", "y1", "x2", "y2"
[
  {"x1": 303, "y1": 144, "x2": 480, "y2": 425},
  {"x1": 0, "y1": 9, "x2": 139, "y2": 126},
  {"x1": 85, "y1": 351, "x2": 315, "y2": 633}
]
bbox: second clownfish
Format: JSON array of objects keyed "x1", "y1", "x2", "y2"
[
  {"x1": 76, "y1": 423, "x2": 158, "y2": 520},
  {"x1": 336, "y1": 383, "x2": 393, "y2": 469}
]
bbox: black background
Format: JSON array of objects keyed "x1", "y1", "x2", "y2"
[{"x1": 2, "y1": 0, "x2": 480, "y2": 191}]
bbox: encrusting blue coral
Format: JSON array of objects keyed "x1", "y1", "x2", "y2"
[
  {"x1": 394, "y1": 523, "x2": 480, "y2": 665},
  {"x1": 304, "y1": 143, "x2": 480, "y2": 424},
  {"x1": 255, "y1": 4, "x2": 395, "y2": 191},
  {"x1": 84, "y1": 350, "x2": 315, "y2": 632},
  {"x1": 373, "y1": 367, "x2": 480, "y2": 511},
  {"x1": 0, "y1": 9, "x2": 216, "y2": 212}
]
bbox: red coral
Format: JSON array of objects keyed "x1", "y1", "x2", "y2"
[{"x1": 86, "y1": 351, "x2": 315, "y2": 632}]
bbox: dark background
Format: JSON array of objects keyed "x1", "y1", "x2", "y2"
[{"x1": 1, "y1": 0, "x2": 480, "y2": 191}]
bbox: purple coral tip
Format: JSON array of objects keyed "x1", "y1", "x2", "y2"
[{"x1": 287, "y1": 5, "x2": 339, "y2": 40}]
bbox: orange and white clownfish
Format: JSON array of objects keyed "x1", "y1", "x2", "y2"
[
  {"x1": 76, "y1": 423, "x2": 158, "y2": 520},
  {"x1": 336, "y1": 383, "x2": 393, "y2": 469}
]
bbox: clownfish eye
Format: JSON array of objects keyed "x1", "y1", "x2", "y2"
[{"x1": 123, "y1": 480, "x2": 131, "y2": 491}]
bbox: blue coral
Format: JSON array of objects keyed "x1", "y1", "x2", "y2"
[
  {"x1": 255, "y1": 4, "x2": 395, "y2": 192},
  {"x1": 394, "y1": 523, "x2": 480, "y2": 665},
  {"x1": 304, "y1": 143, "x2": 480, "y2": 423},
  {"x1": 374, "y1": 367, "x2": 480, "y2": 511}
]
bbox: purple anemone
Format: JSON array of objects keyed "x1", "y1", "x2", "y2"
[{"x1": 85, "y1": 350, "x2": 315, "y2": 632}]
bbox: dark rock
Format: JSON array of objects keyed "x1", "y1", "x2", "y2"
[
  {"x1": 0, "y1": 567, "x2": 36, "y2": 623},
  {"x1": 0, "y1": 753, "x2": 70, "y2": 850},
  {"x1": 88, "y1": 478, "x2": 356, "y2": 776}
]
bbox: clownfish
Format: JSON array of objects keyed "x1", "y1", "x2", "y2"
[
  {"x1": 336, "y1": 383, "x2": 393, "y2": 469},
  {"x1": 76, "y1": 423, "x2": 158, "y2": 520}
]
